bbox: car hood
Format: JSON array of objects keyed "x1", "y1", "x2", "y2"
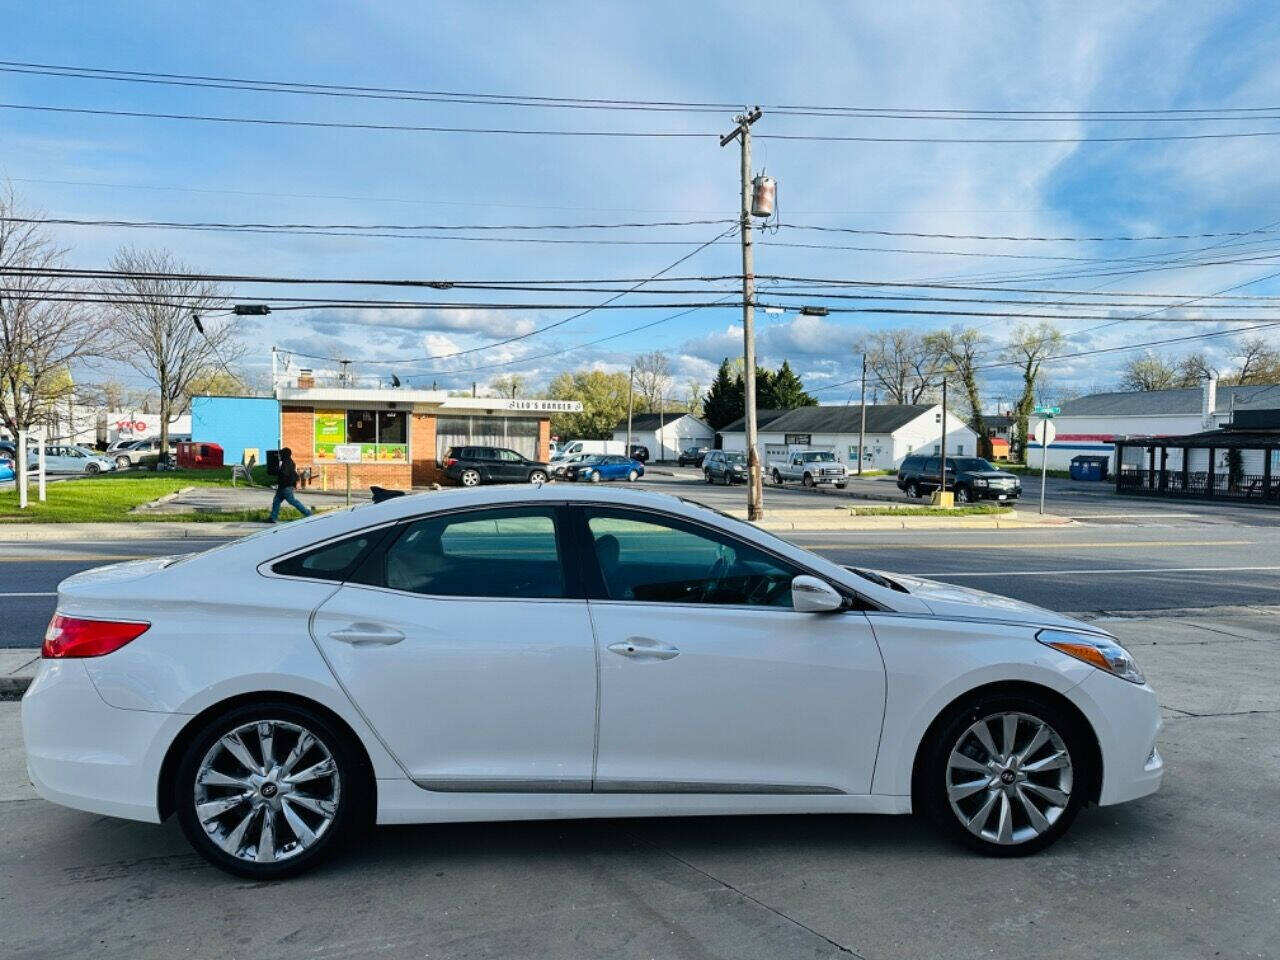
[
  {"x1": 867, "y1": 569, "x2": 1101, "y2": 634},
  {"x1": 966, "y1": 470, "x2": 1020, "y2": 480}
]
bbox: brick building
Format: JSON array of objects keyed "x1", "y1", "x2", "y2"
[{"x1": 273, "y1": 383, "x2": 578, "y2": 489}]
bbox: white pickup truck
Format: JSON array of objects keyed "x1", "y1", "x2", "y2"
[{"x1": 768, "y1": 450, "x2": 849, "y2": 489}]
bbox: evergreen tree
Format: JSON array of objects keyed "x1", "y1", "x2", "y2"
[
  {"x1": 701, "y1": 359, "x2": 743, "y2": 429},
  {"x1": 768, "y1": 360, "x2": 817, "y2": 409}
]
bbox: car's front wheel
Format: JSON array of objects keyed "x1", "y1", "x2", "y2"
[
  {"x1": 529, "y1": 470, "x2": 548, "y2": 484},
  {"x1": 802, "y1": 473, "x2": 815, "y2": 488},
  {"x1": 85, "y1": 463, "x2": 100, "y2": 475},
  {"x1": 921, "y1": 694, "x2": 1088, "y2": 857},
  {"x1": 115, "y1": 455, "x2": 131, "y2": 469},
  {"x1": 955, "y1": 485, "x2": 972, "y2": 504},
  {"x1": 588, "y1": 471, "x2": 601, "y2": 482},
  {"x1": 627, "y1": 469, "x2": 639, "y2": 482},
  {"x1": 460, "y1": 469, "x2": 481, "y2": 487},
  {"x1": 705, "y1": 470, "x2": 713, "y2": 484},
  {"x1": 174, "y1": 702, "x2": 368, "y2": 879}
]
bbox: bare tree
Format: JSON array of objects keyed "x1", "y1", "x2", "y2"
[
  {"x1": 1232, "y1": 335, "x2": 1280, "y2": 385},
  {"x1": 859, "y1": 329, "x2": 946, "y2": 404},
  {"x1": 1117, "y1": 351, "x2": 1179, "y2": 391},
  {"x1": 1002, "y1": 322, "x2": 1064, "y2": 464},
  {"x1": 1175, "y1": 352, "x2": 1216, "y2": 386},
  {"x1": 925, "y1": 327, "x2": 989, "y2": 453},
  {"x1": 632, "y1": 350, "x2": 671, "y2": 412},
  {"x1": 0, "y1": 187, "x2": 107, "y2": 441},
  {"x1": 489, "y1": 374, "x2": 525, "y2": 398},
  {"x1": 683, "y1": 377, "x2": 704, "y2": 417},
  {"x1": 101, "y1": 247, "x2": 238, "y2": 459}
]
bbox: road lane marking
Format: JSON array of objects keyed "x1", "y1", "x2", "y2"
[
  {"x1": 0, "y1": 554, "x2": 163, "y2": 563},
  {"x1": 798, "y1": 539, "x2": 1253, "y2": 550},
  {"x1": 916, "y1": 565, "x2": 1280, "y2": 578},
  {"x1": 0, "y1": 592, "x2": 56, "y2": 596}
]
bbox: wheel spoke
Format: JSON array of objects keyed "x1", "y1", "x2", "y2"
[
  {"x1": 971, "y1": 720, "x2": 1001, "y2": 762},
  {"x1": 218, "y1": 805, "x2": 257, "y2": 855},
  {"x1": 284, "y1": 793, "x2": 336, "y2": 818},
  {"x1": 948, "y1": 751, "x2": 992, "y2": 776},
  {"x1": 257, "y1": 722, "x2": 275, "y2": 769},
  {"x1": 281, "y1": 799, "x2": 319, "y2": 848},
  {"x1": 1001, "y1": 714, "x2": 1019, "y2": 760},
  {"x1": 1023, "y1": 751, "x2": 1070, "y2": 774},
  {"x1": 285, "y1": 758, "x2": 335, "y2": 786},
  {"x1": 966, "y1": 790, "x2": 999, "y2": 832},
  {"x1": 281, "y1": 732, "x2": 315, "y2": 776},
  {"x1": 1021, "y1": 780, "x2": 1070, "y2": 808},
  {"x1": 197, "y1": 768, "x2": 253, "y2": 790},
  {"x1": 255, "y1": 809, "x2": 277, "y2": 863},
  {"x1": 948, "y1": 778, "x2": 990, "y2": 802},
  {"x1": 1017, "y1": 723, "x2": 1051, "y2": 764},
  {"x1": 996, "y1": 793, "x2": 1014, "y2": 844},
  {"x1": 1017, "y1": 787, "x2": 1051, "y2": 834},
  {"x1": 197, "y1": 791, "x2": 252, "y2": 823},
  {"x1": 221, "y1": 732, "x2": 265, "y2": 775}
]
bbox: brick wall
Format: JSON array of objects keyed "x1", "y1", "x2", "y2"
[
  {"x1": 280, "y1": 406, "x2": 313, "y2": 463},
  {"x1": 538, "y1": 418, "x2": 551, "y2": 462},
  {"x1": 411, "y1": 413, "x2": 442, "y2": 486}
]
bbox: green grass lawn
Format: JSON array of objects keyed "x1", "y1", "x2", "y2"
[
  {"x1": 995, "y1": 462, "x2": 1074, "y2": 480},
  {"x1": 0, "y1": 466, "x2": 274, "y2": 523},
  {"x1": 848, "y1": 504, "x2": 1013, "y2": 517}
]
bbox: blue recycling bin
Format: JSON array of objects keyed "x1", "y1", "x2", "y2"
[{"x1": 1069, "y1": 455, "x2": 1109, "y2": 481}]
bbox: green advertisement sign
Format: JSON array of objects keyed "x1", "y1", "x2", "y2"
[{"x1": 314, "y1": 410, "x2": 346, "y2": 461}]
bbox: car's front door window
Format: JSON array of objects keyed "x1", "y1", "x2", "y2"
[{"x1": 584, "y1": 508, "x2": 798, "y2": 607}]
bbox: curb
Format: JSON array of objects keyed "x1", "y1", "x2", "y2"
[{"x1": 0, "y1": 522, "x2": 263, "y2": 541}]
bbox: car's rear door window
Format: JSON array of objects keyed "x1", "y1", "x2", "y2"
[
  {"x1": 372, "y1": 507, "x2": 566, "y2": 599},
  {"x1": 273, "y1": 532, "x2": 382, "y2": 582}
]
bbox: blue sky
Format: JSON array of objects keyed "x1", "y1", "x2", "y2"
[{"x1": 5, "y1": 0, "x2": 1280, "y2": 407}]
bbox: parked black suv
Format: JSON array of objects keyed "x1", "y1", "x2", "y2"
[
  {"x1": 703, "y1": 449, "x2": 747, "y2": 484},
  {"x1": 442, "y1": 446, "x2": 550, "y2": 487},
  {"x1": 678, "y1": 446, "x2": 709, "y2": 467},
  {"x1": 897, "y1": 455, "x2": 1021, "y2": 503}
]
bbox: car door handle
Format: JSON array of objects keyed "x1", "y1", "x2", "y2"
[
  {"x1": 328, "y1": 623, "x2": 405, "y2": 646},
  {"x1": 607, "y1": 637, "x2": 680, "y2": 661}
]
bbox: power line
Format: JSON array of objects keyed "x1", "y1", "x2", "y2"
[
  {"x1": 9, "y1": 101, "x2": 1280, "y2": 144},
  {"x1": 0, "y1": 215, "x2": 733, "y2": 232},
  {"x1": 780, "y1": 224, "x2": 1280, "y2": 243}
]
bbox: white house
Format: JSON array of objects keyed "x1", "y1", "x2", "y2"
[
  {"x1": 717, "y1": 404, "x2": 978, "y2": 471},
  {"x1": 611, "y1": 412, "x2": 714, "y2": 461},
  {"x1": 1028, "y1": 379, "x2": 1280, "y2": 472}
]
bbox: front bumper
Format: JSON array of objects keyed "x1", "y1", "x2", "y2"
[
  {"x1": 1069, "y1": 669, "x2": 1164, "y2": 806},
  {"x1": 22, "y1": 659, "x2": 176, "y2": 823}
]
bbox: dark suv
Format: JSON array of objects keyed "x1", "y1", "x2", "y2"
[
  {"x1": 678, "y1": 446, "x2": 708, "y2": 467},
  {"x1": 703, "y1": 449, "x2": 747, "y2": 484},
  {"x1": 897, "y1": 455, "x2": 1021, "y2": 503},
  {"x1": 442, "y1": 446, "x2": 550, "y2": 487}
]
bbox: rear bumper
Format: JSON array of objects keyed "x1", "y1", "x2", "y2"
[{"x1": 21, "y1": 659, "x2": 176, "y2": 823}]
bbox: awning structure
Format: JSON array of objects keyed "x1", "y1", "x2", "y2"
[{"x1": 1114, "y1": 414, "x2": 1280, "y2": 502}]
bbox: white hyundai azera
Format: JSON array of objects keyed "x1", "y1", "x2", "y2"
[{"x1": 23, "y1": 485, "x2": 1162, "y2": 878}]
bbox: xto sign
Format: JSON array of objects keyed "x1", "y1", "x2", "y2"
[{"x1": 115, "y1": 420, "x2": 151, "y2": 435}]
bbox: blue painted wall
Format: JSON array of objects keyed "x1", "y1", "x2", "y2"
[{"x1": 191, "y1": 396, "x2": 279, "y2": 465}]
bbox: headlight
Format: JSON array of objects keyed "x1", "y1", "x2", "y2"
[
  {"x1": 1037, "y1": 629, "x2": 1144, "y2": 684},
  {"x1": 975, "y1": 478, "x2": 989, "y2": 486}
]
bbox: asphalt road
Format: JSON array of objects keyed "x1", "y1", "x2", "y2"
[{"x1": 3, "y1": 474, "x2": 1279, "y2": 647}]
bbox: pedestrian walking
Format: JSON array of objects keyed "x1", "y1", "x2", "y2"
[{"x1": 268, "y1": 447, "x2": 312, "y2": 522}]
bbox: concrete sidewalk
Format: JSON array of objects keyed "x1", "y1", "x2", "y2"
[{"x1": 733, "y1": 507, "x2": 1072, "y2": 531}]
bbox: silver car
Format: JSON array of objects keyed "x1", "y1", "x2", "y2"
[{"x1": 33, "y1": 445, "x2": 116, "y2": 475}]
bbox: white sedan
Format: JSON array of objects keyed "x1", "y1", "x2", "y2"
[{"x1": 23, "y1": 486, "x2": 1162, "y2": 879}]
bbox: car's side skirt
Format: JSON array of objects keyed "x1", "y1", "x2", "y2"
[{"x1": 414, "y1": 777, "x2": 844, "y2": 795}]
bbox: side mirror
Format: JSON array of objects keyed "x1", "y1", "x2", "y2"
[{"x1": 791, "y1": 575, "x2": 845, "y2": 613}]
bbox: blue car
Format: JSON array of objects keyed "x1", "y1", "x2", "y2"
[
  {"x1": 563, "y1": 454, "x2": 645, "y2": 483},
  {"x1": 0, "y1": 459, "x2": 12, "y2": 483}
]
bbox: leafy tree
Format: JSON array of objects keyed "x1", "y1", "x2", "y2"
[
  {"x1": 1003, "y1": 322, "x2": 1064, "y2": 465},
  {"x1": 1231, "y1": 335, "x2": 1280, "y2": 385},
  {"x1": 547, "y1": 369, "x2": 630, "y2": 439},
  {"x1": 683, "y1": 378, "x2": 704, "y2": 418},
  {"x1": 1118, "y1": 351, "x2": 1179, "y2": 392},
  {"x1": 489, "y1": 374, "x2": 525, "y2": 398},
  {"x1": 184, "y1": 368, "x2": 250, "y2": 401},
  {"x1": 701, "y1": 359, "x2": 743, "y2": 429},
  {"x1": 925, "y1": 328, "x2": 989, "y2": 455}
]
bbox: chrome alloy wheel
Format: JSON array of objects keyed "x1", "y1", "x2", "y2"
[
  {"x1": 193, "y1": 720, "x2": 340, "y2": 865},
  {"x1": 946, "y1": 711, "x2": 1073, "y2": 846}
]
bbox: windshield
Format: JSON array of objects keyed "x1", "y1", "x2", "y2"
[
  {"x1": 951, "y1": 458, "x2": 996, "y2": 472},
  {"x1": 725, "y1": 452, "x2": 746, "y2": 463},
  {"x1": 802, "y1": 452, "x2": 836, "y2": 462}
]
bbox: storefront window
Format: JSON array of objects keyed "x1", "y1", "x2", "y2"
[
  {"x1": 435, "y1": 415, "x2": 539, "y2": 462},
  {"x1": 314, "y1": 408, "x2": 410, "y2": 463}
]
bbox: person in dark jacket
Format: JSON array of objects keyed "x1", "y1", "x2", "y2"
[{"x1": 268, "y1": 448, "x2": 312, "y2": 522}]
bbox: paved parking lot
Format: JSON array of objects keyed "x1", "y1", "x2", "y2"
[{"x1": 2, "y1": 610, "x2": 1277, "y2": 959}]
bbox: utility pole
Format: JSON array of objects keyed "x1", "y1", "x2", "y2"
[
  {"x1": 939, "y1": 377, "x2": 949, "y2": 496},
  {"x1": 625, "y1": 365, "x2": 635, "y2": 455},
  {"x1": 721, "y1": 106, "x2": 764, "y2": 520},
  {"x1": 857, "y1": 352, "x2": 867, "y2": 477}
]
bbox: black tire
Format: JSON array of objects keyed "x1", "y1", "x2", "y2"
[
  {"x1": 528, "y1": 470, "x2": 548, "y2": 484},
  {"x1": 705, "y1": 470, "x2": 713, "y2": 484},
  {"x1": 919, "y1": 692, "x2": 1089, "y2": 858},
  {"x1": 802, "y1": 472, "x2": 815, "y2": 488},
  {"x1": 905, "y1": 482, "x2": 919, "y2": 498},
  {"x1": 174, "y1": 700, "x2": 370, "y2": 880},
  {"x1": 85, "y1": 463, "x2": 100, "y2": 475},
  {"x1": 772, "y1": 470, "x2": 784, "y2": 486},
  {"x1": 955, "y1": 485, "x2": 972, "y2": 504},
  {"x1": 460, "y1": 469, "x2": 481, "y2": 487}
]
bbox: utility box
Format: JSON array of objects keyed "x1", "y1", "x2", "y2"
[
  {"x1": 176, "y1": 442, "x2": 224, "y2": 469},
  {"x1": 1069, "y1": 455, "x2": 1109, "y2": 482}
]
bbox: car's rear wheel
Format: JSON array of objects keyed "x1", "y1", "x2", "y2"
[
  {"x1": 921, "y1": 694, "x2": 1087, "y2": 857},
  {"x1": 905, "y1": 481, "x2": 919, "y2": 498},
  {"x1": 627, "y1": 469, "x2": 639, "y2": 482},
  {"x1": 174, "y1": 702, "x2": 368, "y2": 879},
  {"x1": 772, "y1": 470, "x2": 783, "y2": 485},
  {"x1": 529, "y1": 470, "x2": 548, "y2": 484},
  {"x1": 460, "y1": 469, "x2": 481, "y2": 487},
  {"x1": 115, "y1": 455, "x2": 130, "y2": 469}
]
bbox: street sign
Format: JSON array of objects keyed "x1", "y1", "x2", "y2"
[
  {"x1": 334, "y1": 444, "x2": 362, "y2": 464},
  {"x1": 1032, "y1": 420, "x2": 1057, "y2": 446},
  {"x1": 1035, "y1": 405, "x2": 1060, "y2": 417}
]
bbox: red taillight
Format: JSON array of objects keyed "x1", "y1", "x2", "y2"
[
  {"x1": 42, "y1": 614, "x2": 149, "y2": 659},
  {"x1": 445, "y1": 457, "x2": 458, "y2": 467}
]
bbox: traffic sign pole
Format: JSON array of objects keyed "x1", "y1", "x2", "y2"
[{"x1": 1040, "y1": 435, "x2": 1048, "y2": 516}]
